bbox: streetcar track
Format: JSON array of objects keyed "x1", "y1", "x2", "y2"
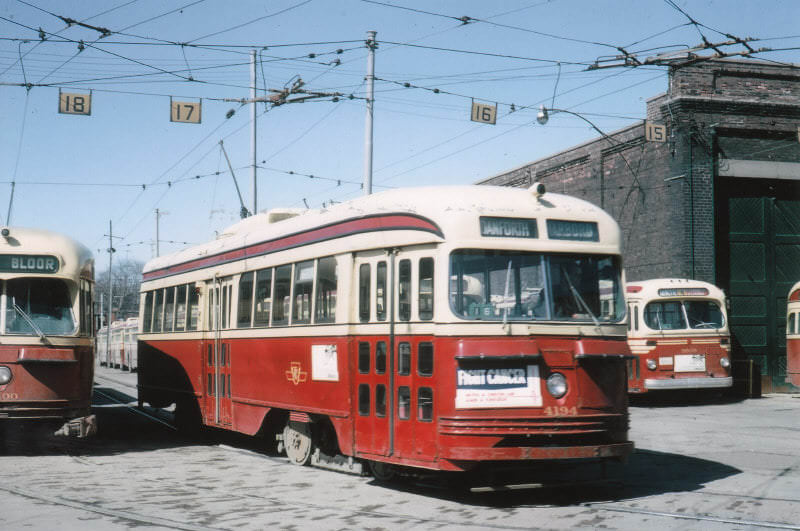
[
  {"x1": 93, "y1": 387, "x2": 177, "y2": 432},
  {"x1": 585, "y1": 503, "x2": 800, "y2": 530},
  {"x1": 0, "y1": 484, "x2": 223, "y2": 531}
]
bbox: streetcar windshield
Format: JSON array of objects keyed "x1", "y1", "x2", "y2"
[
  {"x1": 449, "y1": 250, "x2": 625, "y2": 323},
  {"x1": 2, "y1": 278, "x2": 77, "y2": 335},
  {"x1": 643, "y1": 299, "x2": 724, "y2": 331}
]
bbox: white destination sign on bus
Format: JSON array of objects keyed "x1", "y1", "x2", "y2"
[{"x1": 455, "y1": 365, "x2": 542, "y2": 408}]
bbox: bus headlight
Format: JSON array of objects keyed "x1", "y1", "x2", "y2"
[
  {"x1": 0, "y1": 366, "x2": 11, "y2": 385},
  {"x1": 646, "y1": 359, "x2": 658, "y2": 370},
  {"x1": 720, "y1": 357, "x2": 730, "y2": 369},
  {"x1": 546, "y1": 373, "x2": 568, "y2": 398}
]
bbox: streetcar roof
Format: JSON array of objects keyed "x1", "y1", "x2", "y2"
[
  {"x1": 143, "y1": 185, "x2": 621, "y2": 278},
  {"x1": 0, "y1": 226, "x2": 93, "y2": 280},
  {"x1": 789, "y1": 280, "x2": 800, "y2": 300},
  {"x1": 625, "y1": 278, "x2": 726, "y2": 302}
]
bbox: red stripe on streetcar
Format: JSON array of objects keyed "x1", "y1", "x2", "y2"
[{"x1": 142, "y1": 213, "x2": 443, "y2": 281}]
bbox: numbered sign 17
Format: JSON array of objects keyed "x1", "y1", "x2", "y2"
[
  {"x1": 171, "y1": 101, "x2": 201, "y2": 124},
  {"x1": 59, "y1": 92, "x2": 91, "y2": 116},
  {"x1": 470, "y1": 102, "x2": 497, "y2": 125}
]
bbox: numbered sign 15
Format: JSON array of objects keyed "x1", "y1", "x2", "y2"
[
  {"x1": 470, "y1": 101, "x2": 497, "y2": 125},
  {"x1": 171, "y1": 101, "x2": 201, "y2": 124},
  {"x1": 59, "y1": 92, "x2": 91, "y2": 116},
  {"x1": 645, "y1": 122, "x2": 667, "y2": 142}
]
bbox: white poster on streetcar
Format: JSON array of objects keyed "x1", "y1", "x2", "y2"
[
  {"x1": 455, "y1": 365, "x2": 542, "y2": 409},
  {"x1": 311, "y1": 344, "x2": 339, "y2": 381}
]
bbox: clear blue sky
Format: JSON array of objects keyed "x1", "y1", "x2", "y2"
[{"x1": 1, "y1": 0, "x2": 798, "y2": 269}]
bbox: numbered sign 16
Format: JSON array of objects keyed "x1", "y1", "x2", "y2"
[
  {"x1": 470, "y1": 101, "x2": 497, "y2": 125},
  {"x1": 171, "y1": 101, "x2": 201, "y2": 124},
  {"x1": 59, "y1": 92, "x2": 91, "y2": 116},
  {"x1": 645, "y1": 122, "x2": 667, "y2": 142}
]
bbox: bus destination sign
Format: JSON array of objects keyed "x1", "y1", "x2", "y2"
[
  {"x1": 0, "y1": 255, "x2": 60, "y2": 274},
  {"x1": 480, "y1": 217, "x2": 538, "y2": 238}
]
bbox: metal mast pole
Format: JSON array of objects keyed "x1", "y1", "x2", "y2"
[
  {"x1": 106, "y1": 220, "x2": 114, "y2": 367},
  {"x1": 250, "y1": 50, "x2": 258, "y2": 214},
  {"x1": 363, "y1": 31, "x2": 377, "y2": 196}
]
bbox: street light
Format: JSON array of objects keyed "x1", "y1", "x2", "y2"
[{"x1": 536, "y1": 105, "x2": 608, "y2": 140}]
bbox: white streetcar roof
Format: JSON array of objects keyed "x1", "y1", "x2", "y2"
[
  {"x1": 0, "y1": 226, "x2": 93, "y2": 280},
  {"x1": 144, "y1": 185, "x2": 621, "y2": 280},
  {"x1": 626, "y1": 278, "x2": 726, "y2": 302}
]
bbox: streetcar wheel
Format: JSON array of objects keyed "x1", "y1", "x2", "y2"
[
  {"x1": 283, "y1": 421, "x2": 313, "y2": 466},
  {"x1": 368, "y1": 460, "x2": 397, "y2": 482}
]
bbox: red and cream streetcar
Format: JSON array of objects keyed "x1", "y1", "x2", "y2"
[
  {"x1": 625, "y1": 278, "x2": 732, "y2": 394},
  {"x1": 0, "y1": 227, "x2": 96, "y2": 436},
  {"x1": 786, "y1": 281, "x2": 800, "y2": 387},
  {"x1": 138, "y1": 184, "x2": 633, "y2": 477}
]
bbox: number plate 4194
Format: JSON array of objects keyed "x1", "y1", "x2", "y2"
[{"x1": 544, "y1": 406, "x2": 578, "y2": 416}]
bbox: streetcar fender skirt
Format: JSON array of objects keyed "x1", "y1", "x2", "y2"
[
  {"x1": 644, "y1": 376, "x2": 733, "y2": 390},
  {"x1": 232, "y1": 402, "x2": 271, "y2": 436},
  {"x1": 439, "y1": 441, "x2": 634, "y2": 461}
]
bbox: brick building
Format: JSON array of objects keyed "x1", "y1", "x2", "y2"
[{"x1": 480, "y1": 59, "x2": 800, "y2": 392}]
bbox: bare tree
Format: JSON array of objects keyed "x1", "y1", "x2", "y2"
[{"x1": 96, "y1": 259, "x2": 144, "y2": 323}]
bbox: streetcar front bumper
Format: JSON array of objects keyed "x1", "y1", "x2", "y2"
[{"x1": 644, "y1": 376, "x2": 733, "y2": 390}]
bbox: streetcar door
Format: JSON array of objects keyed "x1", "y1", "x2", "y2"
[
  {"x1": 353, "y1": 252, "x2": 392, "y2": 457},
  {"x1": 203, "y1": 277, "x2": 234, "y2": 427}
]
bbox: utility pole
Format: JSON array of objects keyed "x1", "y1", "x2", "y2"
[
  {"x1": 155, "y1": 208, "x2": 160, "y2": 257},
  {"x1": 105, "y1": 220, "x2": 117, "y2": 367},
  {"x1": 251, "y1": 50, "x2": 258, "y2": 215},
  {"x1": 363, "y1": 31, "x2": 377, "y2": 196}
]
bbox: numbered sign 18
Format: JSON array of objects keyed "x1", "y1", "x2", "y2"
[
  {"x1": 645, "y1": 122, "x2": 667, "y2": 142},
  {"x1": 470, "y1": 101, "x2": 497, "y2": 125},
  {"x1": 59, "y1": 92, "x2": 91, "y2": 116},
  {"x1": 171, "y1": 101, "x2": 201, "y2": 124}
]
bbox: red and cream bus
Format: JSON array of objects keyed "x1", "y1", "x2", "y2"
[
  {"x1": 625, "y1": 278, "x2": 732, "y2": 394},
  {"x1": 0, "y1": 226, "x2": 96, "y2": 437},
  {"x1": 786, "y1": 281, "x2": 800, "y2": 387},
  {"x1": 137, "y1": 184, "x2": 633, "y2": 478}
]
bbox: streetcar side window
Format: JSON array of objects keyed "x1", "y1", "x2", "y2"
[
  {"x1": 634, "y1": 305, "x2": 639, "y2": 331},
  {"x1": 418, "y1": 342, "x2": 433, "y2": 376},
  {"x1": 293, "y1": 261, "x2": 314, "y2": 324},
  {"x1": 418, "y1": 257, "x2": 434, "y2": 320},
  {"x1": 375, "y1": 341, "x2": 387, "y2": 374},
  {"x1": 253, "y1": 269, "x2": 272, "y2": 327},
  {"x1": 398, "y1": 342, "x2": 411, "y2": 375},
  {"x1": 187, "y1": 284, "x2": 199, "y2": 331},
  {"x1": 142, "y1": 291, "x2": 153, "y2": 333},
  {"x1": 164, "y1": 286, "x2": 176, "y2": 332},
  {"x1": 359, "y1": 264, "x2": 370, "y2": 322},
  {"x1": 375, "y1": 384, "x2": 386, "y2": 417},
  {"x1": 237, "y1": 272, "x2": 254, "y2": 328},
  {"x1": 358, "y1": 342, "x2": 370, "y2": 374},
  {"x1": 376, "y1": 261, "x2": 387, "y2": 321},
  {"x1": 418, "y1": 388, "x2": 433, "y2": 421},
  {"x1": 627, "y1": 304, "x2": 631, "y2": 331},
  {"x1": 358, "y1": 384, "x2": 370, "y2": 416},
  {"x1": 175, "y1": 284, "x2": 188, "y2": 331},
  {"x1": 272, "y1": 265, "x2": 292, "y2": 325},
  {"x1": 315, "y1": 256, "x2": 337, "y2": 324},
  {"x1": 398, "y1": 386, "x2": 411, "y2": 420},
  {"x1": 153, "y1": 289, "x2": 164, "y2": 332},
  {"x1": 398, "y1": 259, "x2": 411, "y2": 321}
]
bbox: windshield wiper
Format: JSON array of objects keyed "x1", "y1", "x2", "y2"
[
  {"x1": 14, "y1": 303, "x2": 50, "y2": 344},
  {"x1": 561, "y1": 268, "x2": 600, "y2": 326}
]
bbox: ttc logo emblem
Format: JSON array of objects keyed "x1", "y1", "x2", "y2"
[{"x1": 286, "y1": 362, "x2": 308, "y2": 385}]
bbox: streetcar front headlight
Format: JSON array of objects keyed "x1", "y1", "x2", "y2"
[
  {"x1": 720, "y1": 357, "x2": 730, "y2": 369},
  {"x1": 646, "y1": 359, "x2": 658, "y2": 370},
  {"x1": 546, "y1": 372, "x2": 568, "y2": 398},
  {"x1": 0, "y1": 366, "x2": 11, "y2": 385}
]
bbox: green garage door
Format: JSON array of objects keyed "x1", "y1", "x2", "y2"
[{"x1": 719, "y1": 178, "x2": 800, "y2": 392}]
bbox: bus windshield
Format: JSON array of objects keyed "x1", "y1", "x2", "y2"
[
  {"x1": 643, "y1": 299, "x2": 724, "y2": 331},
  {"x1": 3, "y1": 278, "x2": 77, "y2": 335},
  {"x1": 449, "y1": 250, "x2": 625, "y2": 323}
]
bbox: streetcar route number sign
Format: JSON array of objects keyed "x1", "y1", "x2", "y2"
[
  {"x1": 171, "y1": 101, "x2": 201, "y2": 123},
  {"x1": 59, "y1": 92, "x2": 91, "y2": 115},
  {"x1": 645, "y1": 121, "x2": 667, "y2": 142},
  {"x1": 471, "y1": 101, "x2": 497, "y2": 125}
]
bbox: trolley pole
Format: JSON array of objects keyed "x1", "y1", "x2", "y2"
[
  {"x1": 250, "y1": 49, "x2": 258, "y2": 214},
  {"x1": 362, "y1": 31, "x2": 377, "y2": 196},
  {"x1": 155, "y1": 208, "x2": 160, "y2": 257}
]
